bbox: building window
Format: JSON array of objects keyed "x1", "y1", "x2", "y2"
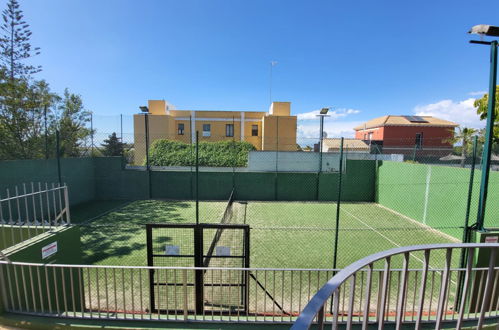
[
  {"x1": 226, "y1": 124, "x2": 234, "y2": 137},
  {"x1": 368, "y1": 132, "x2": 373, "y2": 140},
  {"x1": 364, "y1": 133, "x2": 367, "y2": 140},
  {"x1": 252, "y1": 125, "x2": 258, "y2": 136},
  {"x1": 203, "y1": 124, "x2": 211, "y2": 137},
  {"x1": 178, "y1": 123, "x2": 184, "y2": 135},
  {"x1": 415, "y1": 133, "x2": 423, "y2": 149}
]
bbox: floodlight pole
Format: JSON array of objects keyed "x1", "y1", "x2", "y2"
[
  {"x1": 475, "y1": 40, "x2": 497, "y2": 231},
  {"x1": 317, "y1": 109, "x2": 330, "y2": 200},
  {"x1": 144, "y1": 112, "x2": 152, "y2": 199}
]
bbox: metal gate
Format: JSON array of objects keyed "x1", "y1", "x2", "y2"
[{"x1": 146, "y1": 223, "x2": 250, "y2": 314}]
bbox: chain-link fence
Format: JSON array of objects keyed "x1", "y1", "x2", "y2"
[
  {"x1": 1, "y1": 111, "x2": 498, "y2": 271},
  {"x1": 65, "y1": 129, "x2": 499, "y2": 270}
]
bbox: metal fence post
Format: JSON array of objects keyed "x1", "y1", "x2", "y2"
[
  {"x1": 333, "y1": 137, "x2": 344, "y2": 271},
  {"x1": 274, "y1": 117, "x2": 279, "y2": 201},
  {"x1": 44, "y1": 105, "x2": 49, "y2": 159},
  {"x1": 90, "y1": 112, "x2": 94, "y2": 156},
  {"x1": 194, "y1": 225, "x2": 204, "y2": 314},
  {"x1": 56, "y1": 130, "x2": 62, "y2": 184},
  {"x1": 196, "y1": 131, "x2": 199, "y2": 225},
  {"x1": 476, "y1": 40, "x2": 498, "y2": 231},
  {"x1": 456, "y1": 135, "x2": 478, "y2": 309}
]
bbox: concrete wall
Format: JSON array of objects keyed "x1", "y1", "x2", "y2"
[
  {"x1": 95, "y1": 157, "x2": 376, "y2": 202},
  {"x1": 0, "y1": 158, "x2": 95, "y2": 206},
  {"x1": 247, "y1": 151, "x2": 342, "y2": 172}
]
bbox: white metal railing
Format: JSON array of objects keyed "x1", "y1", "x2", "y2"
[
  {"x1": 291, "y1": 243, "x2": 499, "y2": 330},
  {"x1": 0, "y1": 183, "x2": 71, "y2": 249},
  {"x1": 0, "y1": 261, "x2": 334, "y2": 323}
]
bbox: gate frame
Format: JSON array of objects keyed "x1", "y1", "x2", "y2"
[{"x1": 146, "y1": 223, "x2": 250, "y2": 314}]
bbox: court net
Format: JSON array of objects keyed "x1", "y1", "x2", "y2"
[{"x1": 203, "y1": 188, "x2": 236, "y2": 267}]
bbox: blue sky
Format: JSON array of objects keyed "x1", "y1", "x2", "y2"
[{"x1": 20, "y1": 0, "x2": 499, "y2": 138}]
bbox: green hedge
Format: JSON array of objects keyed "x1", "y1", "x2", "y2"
[{"x1": 147, "y1": 139, "x2": 256, "y2": 167}]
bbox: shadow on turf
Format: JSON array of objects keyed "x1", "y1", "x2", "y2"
[{"x1": 78, "y1": 200, "x2": 191, "y2": 264}]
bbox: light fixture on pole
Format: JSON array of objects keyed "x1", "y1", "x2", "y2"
[
  {"x1": 317, "y1": 107, "x2": 330, "y2": 152},
  {"x1": 316, "y1": 107, "x2": 331, "y2": 177},
  {"x1": 468, "y1": 24, "x2": 499, "y2": 231},
  {"x1": 139, "y1": 105, "x2": 152, "y2": 198}
]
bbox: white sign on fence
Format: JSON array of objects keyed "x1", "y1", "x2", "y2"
[
  {"x1": 485, "y1": 236, "x2": 498, "y2": 243},
  {"x1": 216, "y1": 246, "x2": 231, "y2": 256},
  {"x1": 165, "y1": 245, "x2": 180, "y2": 255},
  {"x1": 41, "y1": 242, "x2": 58, "y2": 259}
]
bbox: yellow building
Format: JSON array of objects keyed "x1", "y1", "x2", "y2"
[{"x1": 134, "y1": 100, "x2": 297, "y2": 163}]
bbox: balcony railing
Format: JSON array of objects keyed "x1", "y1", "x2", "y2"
[{"x1": 291, "y1": 243, "x2": 499, "y2": 330}]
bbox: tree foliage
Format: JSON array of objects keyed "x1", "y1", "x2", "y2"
[
  {"x1": 101, "y1": 132, "x2": 124, "y2": 156},
  {"x1": 0, "y1": 0, "x2": 92, "y2": 160},
  {"x1": 447, "y1": 127, "x2": 477, "y2": 167},
  {"x1": 474, "y1": 86, "x2": 499, "y2": 144},
  {"x1": 0, "y1": 0, "x2": 41, "y2": 79},
  {"x1": 148, "y1": 139, "x2": 256, "y2": 167},
  {"x1": 56, "y1": 89, "x2": 92, "y2": 157}
]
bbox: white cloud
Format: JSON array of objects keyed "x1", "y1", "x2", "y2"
[
  {"x1": 413, "y1": 98, "x2": 484, "y2": 129},
  {"x1": 297, "y1": 108, "x2": 360, "y2": 121},
  {"x1": 296, "y1": 107, "x2": 362, "y2": 143},
  {"x1": 468, "y1": 91, "x2": 487, "y2": 96},
  {"x1": 297, "y1": 121, "x2": 364, "y2": 142}
]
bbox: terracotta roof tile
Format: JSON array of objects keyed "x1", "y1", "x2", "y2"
[{"x1": 353, "y1": 115, "x2": 458, "y2": 130}]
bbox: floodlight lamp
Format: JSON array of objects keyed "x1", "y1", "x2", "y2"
[
  {"x1": 468, "y1": 25, "x2": 499, "y2": 37},
  {"x1": 139, "y1": 106, "x2": 149, "y2": 113},
  {"x1": 320, "y1": 107, "x2": 330, "y2": 115}
]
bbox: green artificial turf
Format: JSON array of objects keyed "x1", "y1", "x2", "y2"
[{"x1": 74, "y1": 200, "x2": 458, "y2": 269}]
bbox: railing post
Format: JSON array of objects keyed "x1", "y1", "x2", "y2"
[
  {"x1": 435, "y1": 248, "x2": 452, "y2": 328},
  {"x1": 317, "y1": 304, "x2": 325, "y2": 330},
  {"x1": 477, "y1": 248, "x2": 498, "y2": 328},
  {"x1": 395, "y1": 252, "x2": 409, "y2": 329},
  {"x1": 457, "y1": 248, "x2": 475, "y2": 329},
  {"x1": 378, "y1": 257, "x2": 391, "y2": 329}
]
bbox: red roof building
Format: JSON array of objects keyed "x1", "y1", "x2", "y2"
[{"x1": 353, "y1": 115, "x2": 458, "y2": 157}]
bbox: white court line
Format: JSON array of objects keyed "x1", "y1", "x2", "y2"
[
  {"x1": 340, "y1": 207, "x2": 428, "y2": 266},
  {"x1": 340, "y1": 207, "x2": 458, "y2": 285},
  {"x1": 376, "y1": 204, "x2": 460, "y2": 243}
]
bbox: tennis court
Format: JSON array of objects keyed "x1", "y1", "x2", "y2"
[{"x1": 75, "y1": 198, "x2": 458, "y2": 270}]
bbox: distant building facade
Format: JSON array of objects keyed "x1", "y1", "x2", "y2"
[
  {"x1": 321, "y1": 138, "x2": 370, "y2": 153},
  {"x1": 134, "y1": 100, "x2": 297, "y2": 163},
  {"x1": 353, "y1": 115, "x2": 458, "y2": 156}
]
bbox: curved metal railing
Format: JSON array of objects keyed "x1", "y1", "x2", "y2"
[{"x1": 291, "y1": 243, "x2": 499, "y2": 330}]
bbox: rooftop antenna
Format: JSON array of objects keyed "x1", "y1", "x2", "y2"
[{"x1": 270, "y1": 61, "x2": 278, "y2": 105}]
